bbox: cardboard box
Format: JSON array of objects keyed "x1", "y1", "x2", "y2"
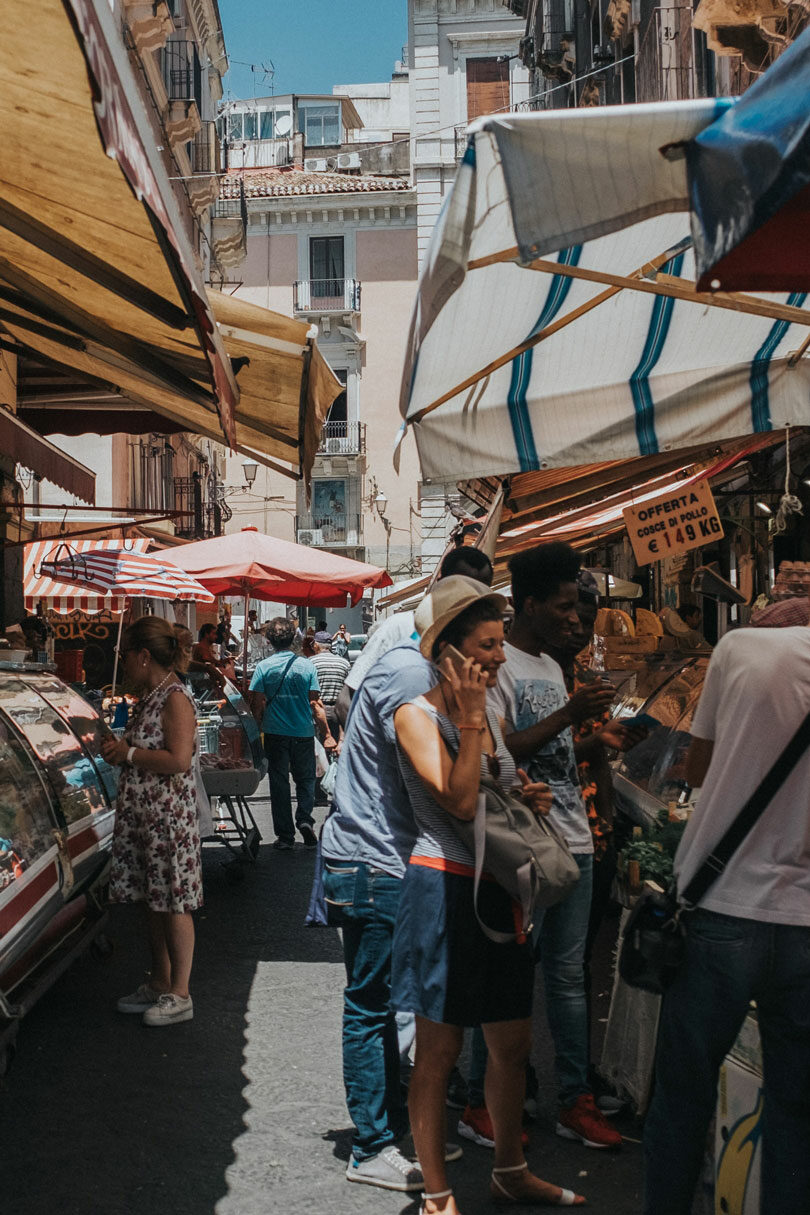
[{"x1": 715, "y1": 1013, "x2": 762, "y2": 1215}]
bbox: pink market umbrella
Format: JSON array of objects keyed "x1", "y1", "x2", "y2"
[
  {"x1": 160, "y1": 527, "x2": 393, "y2": 689},
  {"x1": 38, "y1": 543, "x2": 215, "y2": 695}
]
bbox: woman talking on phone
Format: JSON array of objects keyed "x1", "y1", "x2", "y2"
[{"x1": 392, "y1": 578, "x2": 585, "y2": 1214}]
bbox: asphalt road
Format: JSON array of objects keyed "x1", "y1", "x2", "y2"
[{"x1": 0, "y1": 793, "x2": 646, "y2": 1215}]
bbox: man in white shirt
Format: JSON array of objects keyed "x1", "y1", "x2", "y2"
[
  {"x1": 643, "y1": 620, "x2": 810, "y2": 1215},
  {"x1": 489, "y1": 542, "x2": 620, "y2": 1150}
]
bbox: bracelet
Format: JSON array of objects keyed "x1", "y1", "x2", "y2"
[
  {"x1": 458, "y1": 723, "x2": 485, "y2": 733},
  {"x1": 126, "y1": 746, "x2": 136, "y2": 765}
]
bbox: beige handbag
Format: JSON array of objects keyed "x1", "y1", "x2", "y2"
[{"x1": 451, "y1": 775, "x2": 580, "y2": 943}]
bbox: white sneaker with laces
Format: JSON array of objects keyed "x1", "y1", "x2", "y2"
[
  {"x1": 345, "y1": 1144, "x2": 423, "y2": 1191},
  {"x1": 117, "y1": 983, "x2": 164, "y2": 1014},
  {"x1": 142, "y1": 993, "x2": 193, "y2": 1026}
]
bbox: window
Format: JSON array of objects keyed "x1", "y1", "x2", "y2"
[
  {"x1": 242, "y1": 112, "x2": 258, "y2": 142},
  {"x1": 226, "y1": 112, "x2": 242, "y2": 142},
  {"x1": 466, "y1": 57, "x2": 510, "y2": 122},
  {"x1": 259, "y1": 111, "x2": 275, "y2": 140},
  {"x1": 309, "y1": 237, "x2": 345, "y2": 300},
  {"x1": 327, "y1": 370, "x2": 348, "y2": 424},
  {"x1": 299, "y1": 104, "x2": 341, "y2": 147}
]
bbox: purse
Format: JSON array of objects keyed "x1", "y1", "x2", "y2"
[
  {"x1": 451, "y1": 774, "x2": 581, "y2": 944},
  {"x1": 620, "y1": 705, "x2": 810, "y2": 995}
]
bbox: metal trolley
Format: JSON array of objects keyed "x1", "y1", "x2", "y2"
[{"x1": 189, "y1": 673, "x2": 266, "y2": 879}]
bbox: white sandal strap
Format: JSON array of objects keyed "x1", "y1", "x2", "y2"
[
  {"x1": 492, "y1": 1164, "x2": 528, "y2": 1175},
  {"x1": 423, "y1": 1189, "x2": 453, "y2": 1200},
  {"x1": 558, "y1": 1190, "x2": 577, "y2": 1206}
]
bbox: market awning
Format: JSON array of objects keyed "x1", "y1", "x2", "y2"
[
  {"x1": 24, "y1": 538, "x2": 151, "y2": 614},
  {"x1": 0, "y1": 409, "x2": 95, "y2": 503},
  {"x1": 399, "y1": 100, "x2": 810, "y2": 483},
  {"x1": 686, "y1": 30, "x2": 810, "y2": 294},
  {"x1": 11, "y1": 292, "x2": 343, "y2": 487},
  {"x1": 0, "y1": 0, "x2": 238, "y2": 451},
  {"x1": 207, "y1": 291, "x2": 343, "y2": 485},
  {"x1": 376, "y1": 434, "x2": 780, "y2": 609}
]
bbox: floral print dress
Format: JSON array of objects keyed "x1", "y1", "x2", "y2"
[{"x1": 109, "y1": 681, "x2": 202, "y2": 913}]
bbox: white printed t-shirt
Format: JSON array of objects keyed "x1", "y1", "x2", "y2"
[
  {"x1": 489, "y1": 642, "x2": 593, "y2": 854},
  {"x1": 675, "y1": 626, "x2": 810, "y2": 925}
]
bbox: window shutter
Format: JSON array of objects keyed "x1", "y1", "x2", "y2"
[{"x1": 466, "y1": 57, "x2": 510, "y2": 122}]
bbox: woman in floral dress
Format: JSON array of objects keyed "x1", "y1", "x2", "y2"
[{"x1": 101, "y1": 616, "x2": 201, "y2": 1027}]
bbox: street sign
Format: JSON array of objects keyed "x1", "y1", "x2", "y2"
[{"x1": 623, "y1": 481, "x2": 723, "y2": 566}]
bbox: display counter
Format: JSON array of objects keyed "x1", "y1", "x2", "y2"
[{"x1": 0, "y1": 662, "x2": 114, "y2": 1058}]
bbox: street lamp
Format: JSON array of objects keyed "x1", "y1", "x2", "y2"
[
  {"x1": 374, "y1": 490, "x2": 389, "y2": 516},
  {"x1": 241, "y1": 460, "x2": 258, "y2": 488}
]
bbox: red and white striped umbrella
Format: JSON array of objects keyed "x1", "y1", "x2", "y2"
[{"x1": 37, "y1": 544, "x2": 215, "y2": 603}]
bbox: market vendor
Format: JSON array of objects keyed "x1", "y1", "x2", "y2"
[
  {"x1": 661, "y1": 603, "x2": 711, "y2": 651},
  {"x1": 184, "y1": 625, "x2": 225, "y2": 689}
]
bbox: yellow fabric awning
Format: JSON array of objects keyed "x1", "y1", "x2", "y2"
[{"x1": 0, "y1": 0, "x2": 239, "y2": 447}]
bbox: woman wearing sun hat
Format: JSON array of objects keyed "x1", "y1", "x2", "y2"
[{"x1": 392, "y1": 576, "x2": 585, "y2": 1214}]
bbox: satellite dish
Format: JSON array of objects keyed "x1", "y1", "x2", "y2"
[{"x1": 275, "y1": 113, "x2": 292, "y2": 137}]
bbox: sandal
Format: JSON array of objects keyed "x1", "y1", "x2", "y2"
[
  {"x1": 421, "y1": 1188, "x2": 453, "y2": 1214},
  {"x1": 491, "y1": 1164, "x2": 585, "y2": 1207}
]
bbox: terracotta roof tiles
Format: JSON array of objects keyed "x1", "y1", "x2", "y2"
[{"x1": 221, "y1": 169, "x2": 411, "y2": 199}]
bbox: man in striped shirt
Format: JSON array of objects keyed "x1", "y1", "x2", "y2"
[{"x1": 311, "y1": 641, "x2": 350, "y2": 744}]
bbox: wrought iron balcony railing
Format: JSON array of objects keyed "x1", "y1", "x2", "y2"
[
  {"x1": 317, "y1": 421, "x2": 366, "y2": 456},
  {"x1": 293, "y1": 279, "x2": 361, "y2": 313},
  {"x1": 295, "y1": 513, "x2": 362, "y2": 546}
]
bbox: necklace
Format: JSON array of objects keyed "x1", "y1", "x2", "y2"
[{"x1": 144, "y1": 670, "x2": 175, "y2": 701}]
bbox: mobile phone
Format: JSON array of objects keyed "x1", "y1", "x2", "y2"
[
  {"x1": 624, "y1": 713, "x2": 661, "y2": 731},
  {"x1": 438, "y1": 644, "x2": 468, "y2": 676}
]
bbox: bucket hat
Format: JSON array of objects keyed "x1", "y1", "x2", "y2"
[{"x1": 414, "y1": 575, "x2": 507, "y2": 660}]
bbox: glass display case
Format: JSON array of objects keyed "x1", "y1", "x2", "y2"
[
  {"x1": 610, "y1": 655, "x2": 711, "y2": 827},
  {"x1": 0, "y1": 663, "x2": 115, "y2": 1038}
]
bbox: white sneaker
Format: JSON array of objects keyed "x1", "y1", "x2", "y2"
[
  {"x1": 345, "y1": 1145, "x2": 423, "y2": 1191},
  {"x1": 142, "y1": 993, "x2": 193, "y2": 1026},
  {"x1": 117, "y1": 983, "x2": 164, "y2": 1014}
]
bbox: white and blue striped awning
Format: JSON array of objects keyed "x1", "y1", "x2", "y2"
[{"x1": 399, "y1": 99, "x2": 810, "y2": 483}]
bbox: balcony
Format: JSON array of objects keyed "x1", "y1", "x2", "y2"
[
  {"x1": 225, "y1": 136, "x2": 296, "y2": 170},
  {"x1": 296, "y1": 513, "x2": 362, "y2": 547},
  {"x1": 188, "y1": 121, "x2": 221, "y2": 212},
  {"x1": 293, "y1": 279, "x2": 361, "y2": 314},
  {"x1": 317, "y1": 421, "x2": 366, "y2": 456},
  {"x1": 174, "y1": 474, "x2": 222, "y2": 540}
]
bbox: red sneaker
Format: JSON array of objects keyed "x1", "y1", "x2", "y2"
[
  {"x1": 458, "y1": 1105, "x2": 529, "y2": 1150},
  {"x1": 556, "y1": 1094, "x2": 623, "y2": 1149}
]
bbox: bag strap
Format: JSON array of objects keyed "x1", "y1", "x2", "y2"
[
  {"x1": 680, "y1": 706, "x2": 810, "y2": 908},
  {"x1": 470, "y1": 790, "x2": 537, "y2": 944},
  {"x1": 263, "y1": 654, "x2": 297, "y2": 711}
]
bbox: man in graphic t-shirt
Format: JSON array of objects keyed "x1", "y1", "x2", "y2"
[
  {"x1": 643, "y1": 618, "x2": 810, "y2": 1215},
  {"x1": 489, "y1": 542, "x2": 621, "y2": 1150}
]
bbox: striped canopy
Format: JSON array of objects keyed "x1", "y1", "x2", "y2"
[
  {"x1": 26, "y1": 539, "x2": 214, "y2": 611},
  {"x1": 399, "y1": 99, "x2": 810, "y2": 482}
]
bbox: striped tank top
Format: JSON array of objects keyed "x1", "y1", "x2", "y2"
[{"x1": 398, "y1": 695, "x2": 517, "y2": 869}]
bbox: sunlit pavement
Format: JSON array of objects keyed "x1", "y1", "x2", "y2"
[{"x1": 1, "y1": 791, "x2": 644, "y2": 1215}]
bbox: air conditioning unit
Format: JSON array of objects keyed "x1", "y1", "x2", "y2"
[
  {"x1": 336, "y1": 152, "x2": 361, "y2": 170},
  {"x1": 297, "y1": 528, "x2": 324, "y2": 546},
  {"x1": 303, "y1": 157, "x2": 329, "y2": 172}
]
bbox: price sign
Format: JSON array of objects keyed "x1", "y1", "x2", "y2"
[{"x1": 623, "y1": 481, "x2": 723, "y2": 566}]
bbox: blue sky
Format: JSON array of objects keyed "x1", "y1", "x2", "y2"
[{"x1": 217, "y1": 1, "x2": 408, "y2": 101}]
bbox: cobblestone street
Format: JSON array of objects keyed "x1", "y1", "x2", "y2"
[{"x1": 2, "y1": 794, "x2": 644, "y2": 1215}]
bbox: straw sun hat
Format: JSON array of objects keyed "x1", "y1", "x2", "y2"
[{"x1": 414, "y1": 575, "x2": 507, "y2": 660}]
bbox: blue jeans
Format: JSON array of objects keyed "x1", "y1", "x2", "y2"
[
  {"x1": 533, "y1": 852, "x2": 593, "y2": 1107},
  {"x1": 323, "y1": 860, "x2": 407, "y2": 1160},
  {"x1": 644, "y1": 909, "x2": 810, "y2": 1215},
  {"x1": 264, "y1": 734, "x2": 315, "y2": 844}
]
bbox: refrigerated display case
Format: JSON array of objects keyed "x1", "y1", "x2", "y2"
[
  {"x1": 609, "y1": 655, "x2": 711, "y2": 828},
  {"x1": 0, "y1": 663, "x2": 115, "y2": 1069}
]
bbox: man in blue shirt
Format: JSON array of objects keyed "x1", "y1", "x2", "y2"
[
  {"x1": 321, "y1": 547, "x2": 494, "y2": 1193},
  {"x1": 250, "y1": 617, "x2": 327, "y2": 849}
]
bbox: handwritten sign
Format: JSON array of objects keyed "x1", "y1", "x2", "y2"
[{"x1": 623, "y1": 481, "x2": 723, "y2": 566}]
